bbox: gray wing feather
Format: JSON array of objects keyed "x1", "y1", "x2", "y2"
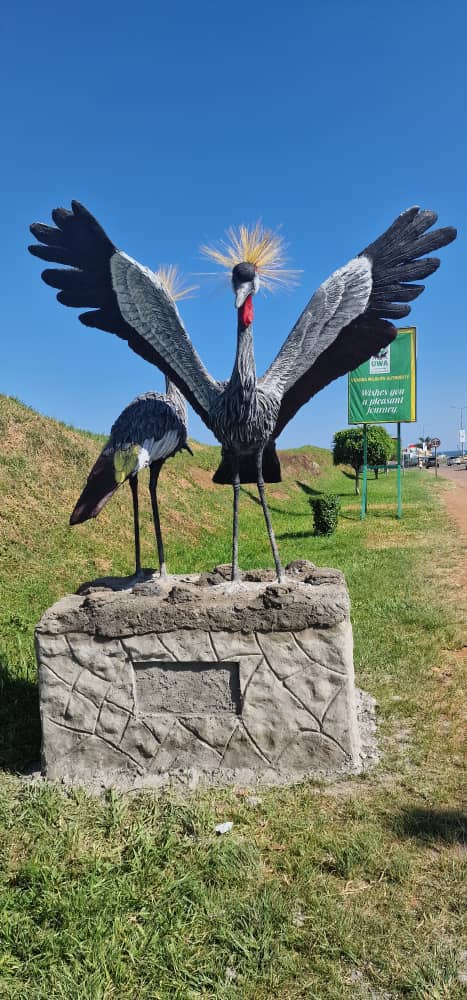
[
  {"x1": 110, "y1": 392, "x2": 185, "y2": 448},
  {"x1": 260, "y1": 256, "x2": 372, "y2": 396},
  {"x1": 111, "y1": 252, "x2": 220, "y2": 414}
]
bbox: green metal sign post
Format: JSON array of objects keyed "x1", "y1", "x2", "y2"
[
  {"x1": 397, "y1": 422, "x2": 402, "y2": 519},
  {"x1": 361, "y1": 423, "x2": 368, "y2": 520},
  {"x1": 349, "y1": 328, "x2": 417, "y2": 519}
]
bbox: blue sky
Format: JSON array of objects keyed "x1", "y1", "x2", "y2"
[{"x1": 2, "y1": 0, "x2": 465, "y2": 450}]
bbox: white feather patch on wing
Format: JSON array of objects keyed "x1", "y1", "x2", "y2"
[
  {"x1": 136, "y1": 431, "x2": 181, "y2": 471},
  {"x1": 136, "y1": 446, "x2": 152, "y2": 472}
]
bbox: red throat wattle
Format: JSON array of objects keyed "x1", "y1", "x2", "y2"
[{"x1": 239, "y1": 294, "x2": 254, "y2": 327}]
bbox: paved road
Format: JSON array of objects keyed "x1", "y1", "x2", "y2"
[{"x1": 428, "y1": 465, "x2": 467, "y2": 491}]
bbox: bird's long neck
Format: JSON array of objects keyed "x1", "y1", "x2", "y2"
[
  {"x1": 231, "y1": 310, "x2": 256, "y2": 397},
  {"x1": 165, "y1": 377, "x2": 188, "y2": 421}
]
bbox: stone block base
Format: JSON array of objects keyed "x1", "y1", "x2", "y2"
[{"x1": 35, "y1": 564, "x2": 366, "y2": 788}]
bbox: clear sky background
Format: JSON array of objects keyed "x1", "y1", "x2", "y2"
[{"x1": 1, "y1": 0, "x2": 465, "y2": 451}]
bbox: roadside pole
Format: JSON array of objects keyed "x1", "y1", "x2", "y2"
[
  {"x1": 397, "y1": 422, "x2": 402, "y2": 519},
  {"x1": 361, "y1": 423, "x2": 368, "y2": 520},
  {"x1": 431, "y1": 437, "x2": 441, "y2": 480}
]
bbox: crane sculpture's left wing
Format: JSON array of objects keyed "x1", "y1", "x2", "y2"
[
  {"x1": 29, "y1": 202, "x2": 220, "y2": 423},
  {"x1": 261, "y1": 207, "x2": 456, "y2": 439}
]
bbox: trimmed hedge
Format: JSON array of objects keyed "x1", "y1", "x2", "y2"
[{"x1": 311, "y1": 493, "x2": 340, "y2": 535}]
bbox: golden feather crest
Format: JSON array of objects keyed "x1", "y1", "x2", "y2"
[
  {"x1": 156, "y1": 265, "x2": 198, "y2": 301},
  {"x1": 200, "y1": 223, "x2": 301, "y2": 292}
]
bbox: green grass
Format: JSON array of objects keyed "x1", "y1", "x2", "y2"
[{"x1": 0, "y1": 394, "x2": 465, "y2": 998}]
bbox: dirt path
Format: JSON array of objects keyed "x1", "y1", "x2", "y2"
[
  {"x1": 428, "y1": 466, "x2": 467, "y2": 538},
  {"x1": 427, "y1": 467, "x2": 467, "y2": 595}
]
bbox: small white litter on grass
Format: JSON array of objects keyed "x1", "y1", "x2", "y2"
[{"x1": 215, "y1": 821, "x2": 233, "y2": 835}]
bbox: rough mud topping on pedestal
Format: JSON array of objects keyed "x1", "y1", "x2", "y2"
[
  {"x1": 38, "y1": 565, "x2": 349, "y2": 638},
  {"x1": 35, "y1": 569, "x2": 366, "y2": 789}
]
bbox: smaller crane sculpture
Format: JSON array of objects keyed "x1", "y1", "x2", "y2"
[{"x1": 69, "y1": 267, "x2": 194, "y2": 578}]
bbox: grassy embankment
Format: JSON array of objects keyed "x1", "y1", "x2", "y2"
[{"x1": 0, "y1": 394, "x2": 465, "y2": 999}]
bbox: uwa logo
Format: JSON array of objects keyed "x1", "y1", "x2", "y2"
[{"x1": 369, "y1": 345, "x2": 391, "y2": 374}]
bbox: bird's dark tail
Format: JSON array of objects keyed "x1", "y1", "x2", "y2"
[
  {"x1": 70, "y1": 452, "x2": 121, "y2": 524},
  {"x1": 213, "y1": 442, "x2": 282, "y2": 485}
]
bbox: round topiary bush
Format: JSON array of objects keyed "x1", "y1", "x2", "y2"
[{"x1": 311, "y1": 494, "x2": 340, "y2": 536}]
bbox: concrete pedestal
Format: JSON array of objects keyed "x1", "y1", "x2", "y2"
[{"x1": 35, "y1": 564, "x2": 366, "y2": 788}]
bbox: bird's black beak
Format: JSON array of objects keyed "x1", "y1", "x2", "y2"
[{"x1": 184, "y1": 442, "x2": 194, "y2": 456}]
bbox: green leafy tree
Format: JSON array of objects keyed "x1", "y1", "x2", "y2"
[{"x1": 333, "y1": 426, "x2": 394, "y2": 494}]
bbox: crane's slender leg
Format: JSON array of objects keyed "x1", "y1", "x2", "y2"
[
  {"x1": 128, "y1": 474, "x2": 141, "y2": 576},
  {"x1": 256, "y1": 448, "x2": 283, "y2": 582},
  {"x1": 231, "y1": 459, "x2": 241, "y2": 582},
  {"x1": 149, "y1": 462, "x2": 167, "y2": 577}
]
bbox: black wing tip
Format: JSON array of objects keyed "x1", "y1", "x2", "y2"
[
  {"x1": 395, "y1": 304, "x2": 411, "y2": 319},
  {"x1": 79, "y1": 310, "x2": 101, "y2": 328},
  {"x1": 70, "y1": 504, "x2": 99, "y2": 525},
  {"x1": 409, "y1": 211, "x2": 456, "y2": 247},
  {"x1": 71, "y1": 199, "x2": 94, "y2": 220},
  {"x1": 41, "y1": 268, "x2": 68, "y2": 288},
  {"x1": 383, "y1": 304, "x2": 412, "y2": 319},
  {"x1": 69, "y1": 508, "x2": 84, "y2": 525},
  {"x1": 51, "y1": 206, "x2": 73, "y2": 227},
  {"x1": 29, "y1": 200, "x2": 90, "y2": 239},
  {"x1": 403, "y1": 205, "x2": 421, "y2": 219},
  {"x1": 411, "y1": 205, "x2": 435, "y2": 217},
  {"x1": 440, "y1": 225, "x2": 457, "y2": 246},
  {"x1": 403, "y1": 206, "x2": 438, "y2": 224},
  {"x1": 418, "y1": 256, "x2": 440, "y2": 276},
  {"x1": 402, "y1": 282, "x2": 425, "y2": 301}
]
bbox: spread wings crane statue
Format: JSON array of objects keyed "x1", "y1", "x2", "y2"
[
  {"x1": 29, "y1": 203, "x2": 456, "y2": 581},
  {"x1": 69, "y1": 267, "x2": 193, "y2": 578}
]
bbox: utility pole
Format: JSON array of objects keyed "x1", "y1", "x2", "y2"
[{"x1": 451, "y1": 404, "x2": 467, "y2": 458}]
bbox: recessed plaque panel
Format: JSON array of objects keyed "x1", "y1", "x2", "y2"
[{"x1": 133, "y1": 660, "x2": 241, "y2": 715}]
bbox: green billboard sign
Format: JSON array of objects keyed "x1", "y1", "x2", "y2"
[{"x1": 348, "y1": 327, "x2": 417, "y2": 424}]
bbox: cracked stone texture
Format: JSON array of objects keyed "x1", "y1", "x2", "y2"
[{"x1": 35, "y1": 569, "x2": 363, "y2": 787}]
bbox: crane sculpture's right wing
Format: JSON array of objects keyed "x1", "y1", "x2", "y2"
[
  {"x1": 261, "y1": 207, "x2": 456, "y2": 439},
  {"x1": 29, "y1": 201, "x2": 220, "y2": 423}
]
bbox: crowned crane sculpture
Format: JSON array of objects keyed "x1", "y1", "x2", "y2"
[
  {"x1": 29, "y1": 203, "x2": 456, "y2": 581},
  {"x1": 69, "y1": 268, "x2": 194, "y2": 578}
]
